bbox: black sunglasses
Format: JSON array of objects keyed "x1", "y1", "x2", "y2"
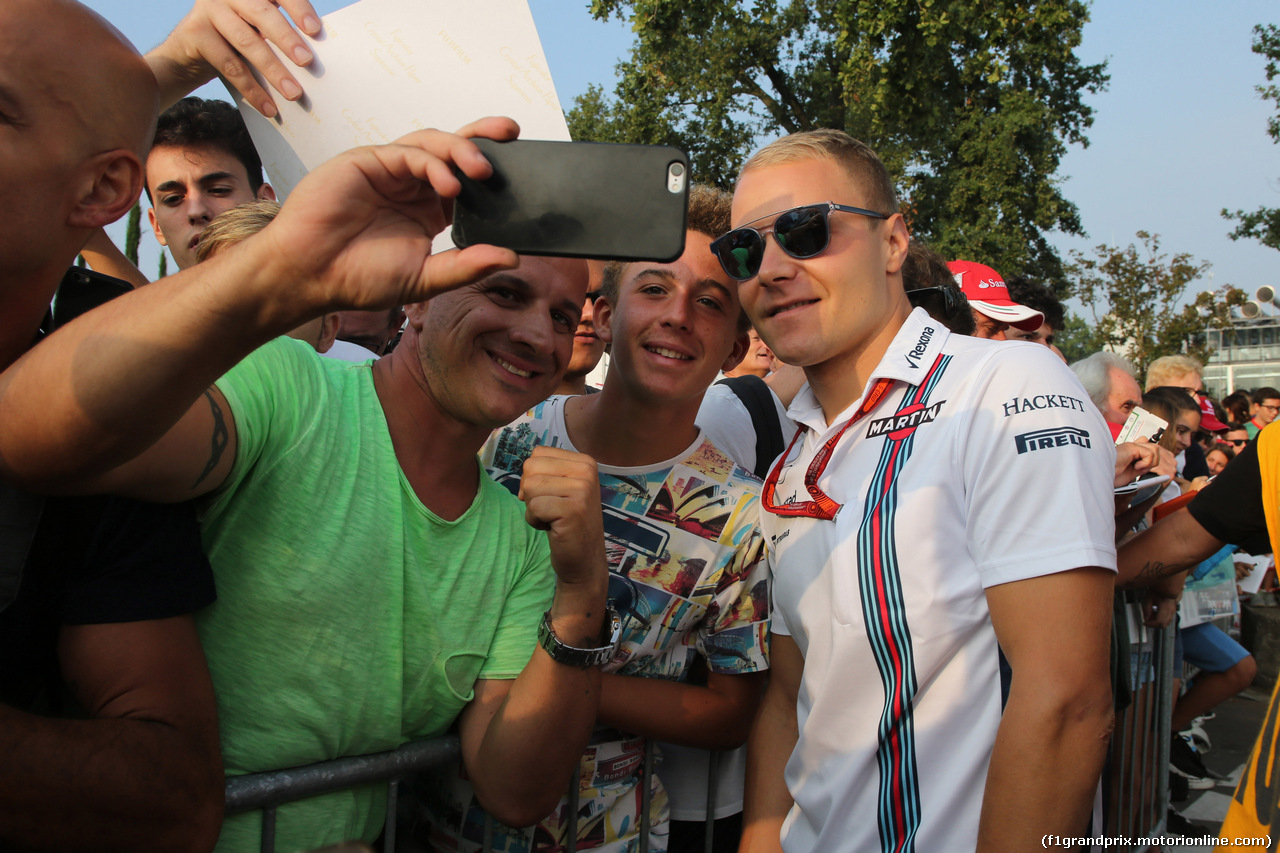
[
  {"x1": 710, "y1": 202, "x2": 890, "y2": 281},
  {"x1": 906, "y1": 285, "x2": 964, "y2": 318}
]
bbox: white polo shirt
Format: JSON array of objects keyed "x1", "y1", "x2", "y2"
[{"x1": 765, "y1": 308, "x2": 1116, "y2": 853}]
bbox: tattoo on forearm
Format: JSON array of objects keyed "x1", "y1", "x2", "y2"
[
  {"x1": 192, "y1": 391, "x2": 229, "y2": 489},
  {"x1": 1134, "y1": 560, "x2": 1171, "y2": 584}
]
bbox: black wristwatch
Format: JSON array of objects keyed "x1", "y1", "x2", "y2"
[{"x1": 537, "y1": 606, "x2": 622, "y2": 668}]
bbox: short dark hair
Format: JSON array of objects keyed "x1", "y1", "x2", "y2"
[
  {"x1": 1145, "y1": 386, "x2": 1200, "y2": 418},
  {"x1": 902, "y1": 240, "x2": 975, "y2": 335},
  {"x1": 1005, "y1": 276, "x2": 1065, "y2": 331},
  {"x1": 1254, "y1": 387, "x2": 1280, "y2": 405},
  {"x1": 146, "y1": 97, "x2": 264, "y2": 202}
]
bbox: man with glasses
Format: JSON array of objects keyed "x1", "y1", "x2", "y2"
[
  {"x1": 1220, "y1": 425, "x2": 1251, "y2": 451},
  {"x1": 1145, "y1": 355, "x2": 1205, "y2": 396},
  {"x1": 1247, "y1": 387, "x2": 1280, "y2": 439},
  {"x1": 713, "y1": 130, "x2": 1117, "y2": 853}
]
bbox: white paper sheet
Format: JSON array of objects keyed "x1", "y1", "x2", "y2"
[
  {"x1": 1236, "y1": 553, "x2": 1273, "y2": 595},
  {"x1": 232, "y1": 0, "x2": 571, "y2": 207}
]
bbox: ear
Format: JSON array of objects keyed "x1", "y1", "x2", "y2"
[
  {"x1": 403, "y1": 301, "x2": 429, "y2": 331},
  {"x1": 593, "y1": 296, "x2": 615, "y2": 345},
  {"x1": 315, "y1": 313, "x2": 340, "y2": 354},
  {"x1": 883, "y1": 213, "x2": 911, "y2": 275},
  {"x1": 67, "y1": 150, "x2": 144, "y2": 230},
  {"x1": 146, "y1": 204, "x2": 168, "y2": 247},
  {"x1": 257, "y1": 183, "x2": 277, "y2": 202},
  {"x1": 720, "y1": 328, "x2": 750, "y2": 374}
]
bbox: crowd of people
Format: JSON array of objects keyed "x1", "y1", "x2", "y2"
[{"x1": 2, "y1": 1, "x2": 1279, "y2": 852}]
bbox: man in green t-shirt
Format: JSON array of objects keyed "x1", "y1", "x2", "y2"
[{"x1": 0, "y1": 116, "x2": 615, "y2": 849}]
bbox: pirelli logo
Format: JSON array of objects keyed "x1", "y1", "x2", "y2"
[{"x1": 1014, "y1": 426, "x2": 1092, "y2": 455}]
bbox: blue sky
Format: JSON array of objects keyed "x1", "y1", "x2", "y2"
[{"x1": 83, "y1": 0, "x2": 1279, "y2": 306}]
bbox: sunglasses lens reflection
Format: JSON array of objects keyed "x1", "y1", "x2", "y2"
[
  {"x1": 717, "y1": 230, "x2": 764, "y2": 281},
  {"x1": 775, "y1": 207, "x2": 830, "y2": 258}
]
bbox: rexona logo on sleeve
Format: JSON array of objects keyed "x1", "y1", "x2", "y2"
[{"x1": 1014, "y1": 426, "x2": 1092, "y2": 455}]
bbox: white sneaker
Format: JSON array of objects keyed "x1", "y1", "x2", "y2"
[{"x1": 1185, "y1": 721, "x2": 1211, "y2": 752}]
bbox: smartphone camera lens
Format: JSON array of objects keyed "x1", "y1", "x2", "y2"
[{"x1": 667, "y1": 162, "x2": 687, "y2": 193}]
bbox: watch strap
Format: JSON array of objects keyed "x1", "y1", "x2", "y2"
[{"x1": 537, "y1": 606, "x2": 622, "y2": 668}]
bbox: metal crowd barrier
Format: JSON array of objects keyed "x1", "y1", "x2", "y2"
[
  {"x1": 226, "y1": 737, "x2": 723, "y2": 853},
  {"x1": 228, "y1": 617, "x2": 1180, "y2": 853},
  {"x1": 1105, "y1": 602, "x2": 1176, "y2": 847}
]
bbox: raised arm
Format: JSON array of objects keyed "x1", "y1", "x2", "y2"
[
  {"x1": 0, "y1": 121, "x2": 520, "y2": 494},
  {"x1": 455, "y1": 447, "x2": 610, "y2": 827},
  {"x1": 978, "y1": 567, "x2": 1115, "y2": 852},
  {"x1": 80, "y1": 229, "x2": 150, "y2": 289},
  {"x1": 740, "y1": 632, "x2": 803, "y2": 853},
  {"x1": 147, "y1": 0, "x2": 322, "y2": 114}
]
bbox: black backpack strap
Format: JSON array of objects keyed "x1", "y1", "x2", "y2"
[{"x1": 716, "y1": 375, "x2": 785, "y2": 479}]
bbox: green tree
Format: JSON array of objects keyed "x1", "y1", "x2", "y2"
[
  {"x1": 124, "y1": 202, "x2": 142, "y2": 266},
  {"x1": 1223, "y1": 23, "x2": 1280, "y2": 251},
  {"x1": 1053, "y1": 312, "x2": 1094, "y2": 365},
  {"x1": 1067, "y1": 231, "x2": 1245, "y2": 377},
  {"x1": 158, "y1": 252, "x2": 168, "y2": 279},
  {"x1": 570, "y1": 0, "x2": 1108, "y2": 289}
]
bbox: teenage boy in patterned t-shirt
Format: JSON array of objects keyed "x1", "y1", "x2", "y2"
[{"x1": 421, "y1": 186, "x2": 770, "y2": 853}]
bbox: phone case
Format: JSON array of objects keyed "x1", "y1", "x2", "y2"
[{"x1": 451, "y1": 139, "x2": 689, "y2": 262}]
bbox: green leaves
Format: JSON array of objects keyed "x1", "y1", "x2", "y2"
[
  {"x1": 1222, "y1": 24, "x2": 1280, "y2": 252},
  {"x1": 566, "y1": 0, "x2": 1107, "y2": 288},
  {"x1": 1067, "y1": 231, "x2": 1243, "y2": 377}
]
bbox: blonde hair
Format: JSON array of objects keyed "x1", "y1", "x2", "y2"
[
  {"x1": 194, "y1": 200, "x2": 281, "y2": 262},
  {"x1": 739, "y1": 129, "x2": 898, "y2": 215},
  {"x1": 1144, "y1": 354, "x2": 1203, "y2": 391}
]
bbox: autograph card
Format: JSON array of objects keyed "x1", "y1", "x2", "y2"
[{"x1": 231, "y1": 0, "x2": 571, "y2": 219}]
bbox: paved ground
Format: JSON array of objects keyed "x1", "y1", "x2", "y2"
[{"x1": 1165, "y1": 687, "x2": 1270, "y2": 851}]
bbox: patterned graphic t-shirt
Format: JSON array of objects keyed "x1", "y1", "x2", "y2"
[{"x1": 418, "y1": 395, "x2": 770, "y2": 853}]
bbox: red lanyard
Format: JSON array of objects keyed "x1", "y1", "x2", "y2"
[{"x1": 762, "y1": 377, "x2": 896, "y2": 520}]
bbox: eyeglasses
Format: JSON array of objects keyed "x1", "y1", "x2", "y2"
[
  {"x1": 1219, "y1": 438, "x2": 1248, "y2": 447},
  {"x1": 710, "y1": 202, "x2": 890, "y2": 281},
  {"x1": 584, "y1": 290, "x2": 603, "y2": 302},
  {"x1": 1261, "y1": 404, "x2": 1280, "y2": 413},
  {"x1": 906, "y1": 285, "x2": 964, "y2": 318}
]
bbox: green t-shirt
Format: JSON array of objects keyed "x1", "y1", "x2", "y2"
[{"x1": 201, "y1": 337, "x2": 553, "y2": 852}]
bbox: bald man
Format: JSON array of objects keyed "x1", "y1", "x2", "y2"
[
  {"x1": 0, "y1": 2, "x2": 614, "y2": 849},
  {"x1": 0, "y1": 2, "x2": 228, "y2": 849},
  {"x1": 0, "y1": 0, "x2": 157, "y2": 369}
]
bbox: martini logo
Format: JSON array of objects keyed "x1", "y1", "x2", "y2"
[
  {"x1": 1014, "y1": 426, "x2": 1091, "y2": 454},
  {"x1": 866, "y1": 401, "x2": 945, "y2": 440}
]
